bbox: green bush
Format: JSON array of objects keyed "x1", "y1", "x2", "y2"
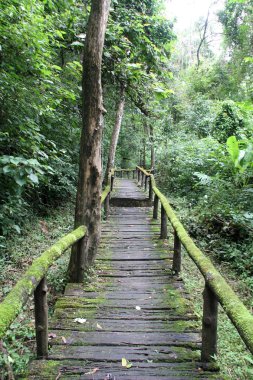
[{"x1": 212, "y1": 100, "x2": 245, "y2": 142}]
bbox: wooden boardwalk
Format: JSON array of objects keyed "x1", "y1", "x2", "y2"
[{"x1": 28, "y1": 178, "x2": 220, "y2": 379}]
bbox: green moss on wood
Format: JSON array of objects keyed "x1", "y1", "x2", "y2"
[
  {"x1": 0, "y1": 225, "x2": 86, "y2": 339},
  {"x1": 101, "y1": 185, "x2": 110, "y2": 204},
  {"x1": 138, "y1": 166, "x2": 253, "y2": 354},
  {"x1": 55, "y1": 296, "x2": 104, "y2": 309},
  {"x1": 155, "y1": 185, "x2": 253, "y2": 354},
  {"x1": 138, "y1": 166, "x2": 253, "y2": 355}
]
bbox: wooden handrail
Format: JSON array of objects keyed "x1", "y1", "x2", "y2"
[
  {"x1": 0, "y1": 169, "x2": 115, "y2": 358},
  {"x1": 0, "y1": 226, "x2": 86, "y2": 340},
  {"x1": 136, "y1": 166, "x2": 253, "y2": 360},
  {"x1": 113, "y1": 168, "x2": 136, "y2": 180},
  {"x1": 101, "y1": 184, "x2": 111, "y2": 203}
]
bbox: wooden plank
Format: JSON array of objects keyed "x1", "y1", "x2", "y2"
[
  {"x1": 47, "y1": 330, "x2": 201, "y2": 346},
  {"x1": 28, "y1": 178, "x2": 220, "y2": 380},
  {"x1": 49, "y1": 319, "x2": 199, "y2": 333},
  {"x1": 48, "y1": 344, "x2": 201, "y2": 362},
  {"x1": 53, "y1": 308, "x2": 196, "y2": 321},
  {"x1": 29, "y1": 360, "x2": 220, "y2": 379}
]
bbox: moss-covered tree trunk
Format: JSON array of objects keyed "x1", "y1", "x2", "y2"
[
  {"x1": 68, "y1": 0, "x2": 110, "y2": 281},
  {"x1": 104, "y1": 84, "x2": 125, "y2": 183}
]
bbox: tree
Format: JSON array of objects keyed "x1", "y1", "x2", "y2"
[
  {"x1": 219, "y1": 0, "x2": 253, "y2": 100},
  {"x1": 101, "y1": 0, "x2": 175, "y2": 172},
  {"x1": 104, "y1": 83, "x2": 125, "y2": 182},
  {"x1": 68, "y1": 0, "x2": 110, "y2": 281}
]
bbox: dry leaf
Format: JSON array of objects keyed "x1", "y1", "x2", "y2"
[
  {"x1": 39, "y1": 220, "x2": 49, "y2": 235},
  {"x1": 96, "y1": 323, "x2": 103, "y2": 330},
  {"x1": 122, "y1": 357, "x2": 133, "y2": 369},
  {"x1": 84, "y1": 367, "x2": 99, "y2": 375},
  {"x1": 61, "y1": 336, "x2": 67, "y2": 344},
  {"x1": 135, "y1": 306, "x2": 141, "y2": 310},
  {"x1": 48, "y1": 333, "x2": 57, "y2": 339}
]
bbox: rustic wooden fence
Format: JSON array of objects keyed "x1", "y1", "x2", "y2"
[
  {"x1": 0, "y1": 171, "x2": 114, "y2": 359},
  {"x1": 136, "y1": 166, "x2": 253, "y2": 362},
  {"x1": 1, "y1": 166, "x2": 253, "y2": 365}
]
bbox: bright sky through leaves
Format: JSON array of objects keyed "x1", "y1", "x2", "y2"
[{"x1": 164, "y1": 0, "x2": 225, "y2": 31}]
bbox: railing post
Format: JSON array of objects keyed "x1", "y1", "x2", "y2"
[
  {"x1": 173, "y1": 230, "x2": 181, "y2": 274},
  {"x1": 133, "y1": 170, "x2": 135, "y2": 179},
  {"x1": 148, "y1": 177, "x2": 153, "y2": 202},
  {"x1": 153, "y1": 194, "x2": 159, "y2": 219},
  {"x1": 201, "y1": 283, "x2": 218, "y2": 362},
  {"x1": 34, "y1": 277, "x2": 48, "y2": 358},
  {"x1": 121, "y1": 170, "x2": 123, "y2": 178},
  {"x1": 141, "y1": 172, "x2": 144, "y2": 187},
  {"x1": 127, "y1": 170, "x2": 129, "y2": 179},
  {"x1": 160, "y1": 204, "x2": 167, "y2": 239},
  {"x1": 144, "y1": 175, "x2": 148, "y2": 191},
  {"x1": 111, "y1": 175, "x2": 114, "y2": 191},
  {"x1": 104, "y1": 193, "x2": 110, "y2": 220},
  {"x1": 137, "y1": 168, "x2": 140, "y2": 183}
]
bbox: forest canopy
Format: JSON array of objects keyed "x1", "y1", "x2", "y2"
[{"x1": 0, "y1": 0, "x2": 253, "y2": 378}]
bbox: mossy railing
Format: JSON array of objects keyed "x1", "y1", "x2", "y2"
[
  {"x1": 0, "y1": 226, "x2": 86, "y2": 358},
  {"x1": 136, "y1": 166, "x2": 253, "y2": 362},
  {"x1": 0, "y1": 171, "x2": 114, "y2": 359},
  {"x1": 114, "y1": 168, "x2": 136, "y2": 180}
]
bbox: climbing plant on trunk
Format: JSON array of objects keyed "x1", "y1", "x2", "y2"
[{"x1": 68, "y1": 0, "x2": 110, "y2": 281}]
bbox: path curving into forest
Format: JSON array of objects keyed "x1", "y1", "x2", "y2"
[{"x1": 28, "y1": 178, "x2": 220, "y2": 379}]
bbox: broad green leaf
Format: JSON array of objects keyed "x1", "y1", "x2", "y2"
[
  {"x1": 52, "y1": 65, "x2": 62, "y2": 71},
  {"x1": 227, "y1": 136, "x2": 239, "y2": 163},
  {"x1": 71, "y1": 41, "x2": 84, "y2": 47},
  {"x1": 15, "y1": 177, "x2": 26, "y2": 186},
  {"x1": 3, "y1": 165, "x2": 11, "y2": 174},
  {"x1": 28, "y1": 173, "x2": 39, "y2": 184},
  {"x1": 13, "y1": 225, "x2": 21, "y2": 234}
]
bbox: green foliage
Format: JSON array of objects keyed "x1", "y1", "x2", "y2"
[
  {"x1": 227, "y1": 135, "x2": 253, "y2": 174},
  {"x1": 156, "y1": 131, "x2": 253, "y2": 280},
  {"x1": 0, "y1": 316, "x2": 35, "y2": 378},
  {"x1": 0, "y1": 201, "x2": 74, "y2": 377},
  {"x1": 0, "y1": 0, "x2": 87, "y2": 236},
  {"x1": 181, "y1": 245, "x2": 253, "y2": 380},
  {"x1": 212, "y1": 100, "x2": 245, "y2": 142},
  {"x1": 219, "y1": 0, "x2": 253, "y2": 101}
]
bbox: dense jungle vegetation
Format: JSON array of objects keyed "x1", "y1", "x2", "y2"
[{"x1": 0, "y1": 0, "x2": 252, "y2": 378}]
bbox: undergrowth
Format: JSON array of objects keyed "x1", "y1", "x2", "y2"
[
  {"x1": 181, "y1": 249, "x2": 253, "y2": 380},
  {"x1": 165, "y1": 195, "x2": 253, "y2": 379},
  {"x1": 0, "y1": 200, "x2": 75, "y2": 379}
]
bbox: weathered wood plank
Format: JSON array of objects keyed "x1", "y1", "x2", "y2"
[
  {"x1": 29, "y1": 360, "x2": 220, "y2": 379},
  {"x1": 28, "y1": 179, "x2": 220, "y2": 379},
  {"x1": 48, "y1": 344, "x2": 201, "y2": 362},
  {"x1": 50, "y1": 319, "x2": 199, "y2": 333},
  {"x1": 48, "y1": 330, "x2": 201, "y2": 346}
]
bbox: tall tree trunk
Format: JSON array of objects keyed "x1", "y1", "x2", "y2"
[
  {"x1": 68, "y1": 0, "x2": 110, "y2": 281},
  {"x1": 142, "y1": 123, "x2": 148, "y2": 168},
  {"x1": 144, "y1": 120, "x2": 155, "y2": 170},
  {"x1": 143, "y1": 139, "x2": 146, "y2": 168},
  {"x1": 196, "y1": 7, "x2": 210, "y2": 68},
  {"x1": 104, "y1": 84, "x2": 125, "y2": 183},
  {"x1": 150, "y1": 124, "x2": 155, "y2": 170}
]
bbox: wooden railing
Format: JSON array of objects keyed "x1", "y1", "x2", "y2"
[
  {"x1": 0, "y1": 172, "x2": 114, "y2": 359},
  {"x1": 136, "y1": 166, "x2": 253, "y2": 362},
  {"x1": 114, "y1": 168, "x2": 136, "y2": 179}
]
